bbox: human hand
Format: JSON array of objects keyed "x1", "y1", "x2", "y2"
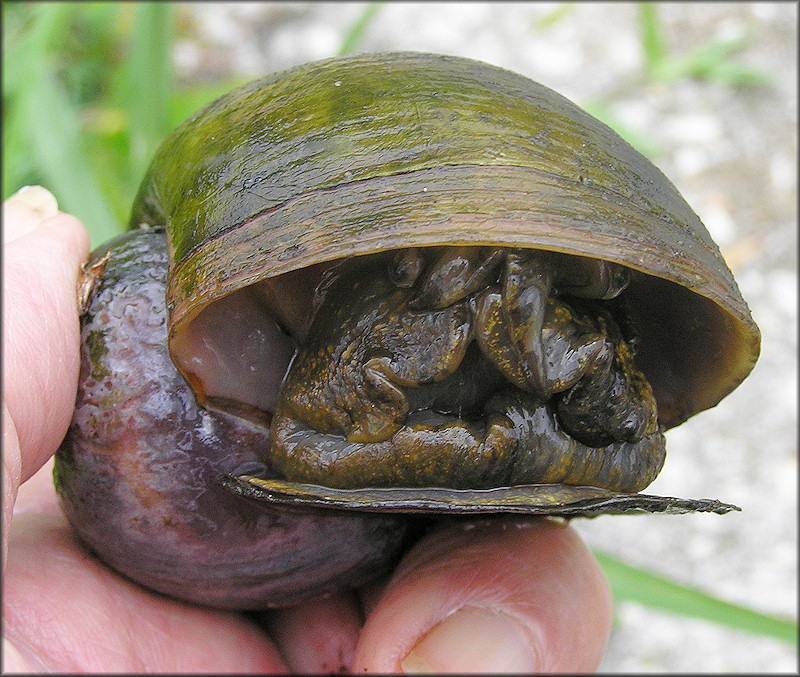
[{"x1": 2, "y1": 186, "x2": 612, "y2": 673}]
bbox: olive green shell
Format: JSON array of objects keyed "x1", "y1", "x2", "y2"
[{"x1": 130, "y1": 51, "x2": 759, "y2": 429}]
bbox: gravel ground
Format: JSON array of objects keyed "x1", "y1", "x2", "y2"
[{"x1": 174, "y1": 3, "x2": 797, "y2": 672}]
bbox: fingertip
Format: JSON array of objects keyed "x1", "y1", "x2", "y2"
[
  {"x1": 2, "y1": 208, "x2": 91, "y2": 483},
  {"x1": 259, "y1": 590, "x2": 363, "y2": 673},
  {"x1": 354, "y1": 517, "x2": 612, "y2": 673},
  {"x1": 4, "y1": 185, "x2": 90, "y2": 258},
  {"x1": 3, "y1": 186, "x2": 60, "y2": 243}
]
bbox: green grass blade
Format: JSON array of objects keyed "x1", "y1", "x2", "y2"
[
  {"x1": 127, "y1": 2, "x2": 174, "y2": 178},
  {"x1": 594, "y1": 550, "x2": 798, "y2": 645},
  {"x1": 532, "y1": 2, "x2": 575, "y2": 31},
  {"x1": 2, "y1": 3, "x2": 65, "y2": 100},
  {"x1": 338, "y1": 2, "x2": 382, "y2": 55},
  {"x1": 638, "y1": 2, "x2": 665, "y2": 73},
  {"x1": 3, "y1": 2, "x2": 121, "y2": 242},
  {"x1": 652, "y1": 35, "x2": 771, "y2": 87},
  {"x1": 2, "y1": 99, "x2": 39, "y2": 199},
  {"x1": 22, "y1": 63, "x2": 121, "y2": 244}
]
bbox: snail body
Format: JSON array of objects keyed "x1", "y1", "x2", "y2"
[
  {"x1": 56, "y1": 53, "x2": 759, "y2": 608},
  {"x1": 270, "y1": 246, "x2": 664, "y2": 493}
]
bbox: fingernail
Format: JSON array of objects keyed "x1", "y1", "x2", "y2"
[
  {"x1": 400, "y1": 606, "x2": 541, "y2": 673},
  {"x1": 5, "y1": 185, "x2": 59, "y2": 219}
]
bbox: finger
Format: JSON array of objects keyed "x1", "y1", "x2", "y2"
[
  {"x1": 3, "y1": 510, "x2": 288, "y2": 673},
  {"x1": 353, "y1": 517, "x2": 612, "y2": 673},
  {"x1": 2, "y1": 404, "x2": 23, "y2": 568},
  {"x1": 2, "y1": 210, "x2": 89, "y2": 483},
  {"x1": 3, "y1": 186, "x2": 60, "y2": 244},
  {"x1": 2, "y1": 208, "x2": 89, "y2": 558},
  {"x1": 258, "y1": 590, "x2": 363, "y2": 673}
]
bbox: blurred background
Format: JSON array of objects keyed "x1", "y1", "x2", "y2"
[{"x1": 3, "y1": 2, "x2": 797, "y2": 671}]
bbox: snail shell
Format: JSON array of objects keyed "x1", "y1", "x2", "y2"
[
  {"x1": 56, "y1": 53, "x2": 759, "y2": 609},
  {"x1": 131, "y1": 52, "x2": 759, "y2": 434}
]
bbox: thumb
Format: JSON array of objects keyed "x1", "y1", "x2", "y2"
[
  {"x1": 2, "y1": 187, "x2": 90, "y2": 559},
  {"x1": 354, "y1": 518, "x2": 612, "y2": 672}
]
